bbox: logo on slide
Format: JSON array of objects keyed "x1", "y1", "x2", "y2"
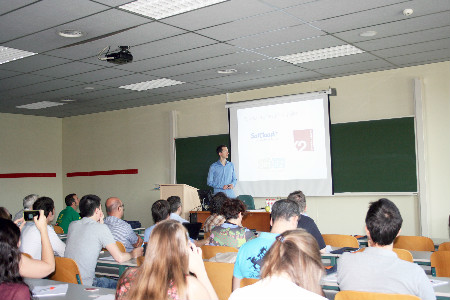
[{"x1": 293, "y1": 129, "x2": 314, "y2": 151}]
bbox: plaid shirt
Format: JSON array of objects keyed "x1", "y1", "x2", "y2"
[{"x1": 203, "y1": 214, "x2": 226, "y2": 233}]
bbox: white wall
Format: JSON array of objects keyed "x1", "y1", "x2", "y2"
[{"x1": 0, "y1": 113, "x2": 63, "y2": 216}]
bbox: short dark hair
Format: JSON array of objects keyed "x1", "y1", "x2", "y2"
[
  {"x1": 167, "y1": 196, "x2": 181, "y2": 213},
  {"x1": 271, "y1": 199, "x2": 300, "y2": 222},
  {"x1": 79, "y1": 194, "x2": 101, "y2": 218},
  {"x1": 0, "y1": 207, "x2": 11, "y2": 220},
  {"x1": 216, "y1": 145, "x2": 227, "y2": 155},
  {"x1": 152, "y1": 200, "x2": 170, "y2": 223},
  {"x1": 65, "y1": 194, "x2": 77, "y2": 206},
  {"x1": 365, "y1": 198, "x2": 403, "y2": 246},
  {"x1": 33, "y1": 197, "x2": 55, "y2": 218},
  {"x1": 221, "y1": 198, "x2": 246, "y2": 220},
  {"x1": 210, "y1": 192, "x2": 228, "y2": 214},
  {"x1": 287, "y1": 190, "x2": 306, "y2": 212}
]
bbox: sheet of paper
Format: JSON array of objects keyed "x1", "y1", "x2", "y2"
[{"x1": 32, "y1": 284, "x2": 68, "y2": 297}]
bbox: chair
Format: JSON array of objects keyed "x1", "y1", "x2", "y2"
[
  {"x1": 438, "y1": 242, "x2": 450, "y2": 251},
  {"x1": 49, "y1": 257, "x2": 82, "y2": 284},
  {"x1": 21, "y1": 253, "x2": 32, "y2": 259},
  {"x1": 392, "y1": 248, "x2": 414, "y2": 262},
  {"x1": 53, "y1": 225, "x2": 64, "y2": 234},
  {"x1": 240, "y1": 278, "x2": 259, "y2": 288},
  {"x1": 201, "y1": 245, "x2": 238, "y2": 260},
  {"x1": 204, "y1": 261, "x2": 234, "y2": 300},
  {"x1": 102, "y1": 241, "x2": 126, "y2": 252},
  {"x1": 237, "y1": 195, "x2": 255, "y2": 210},
  {"x1": 322, "y1": 234, "x2": 359, "y2": 248},
  {"x1": 335, "y1": 291, "x2": 420, "y2": 300},
  {"x1": 430, "y1": 251, "x2": 450, "y2": 277},
  {"x1": 393, "y1": 236, "x2": 434, "y2": 251},
  {"x1": 136, "y1": 256, "x2": 145, "y2": 267}
]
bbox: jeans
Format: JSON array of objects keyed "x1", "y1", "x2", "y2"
[{"x1": 92, "y1": 276, "x2": 118, "y2": 289}]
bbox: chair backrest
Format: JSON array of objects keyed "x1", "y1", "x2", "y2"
[
  {"x1": 393, "y1": 236, "x2": 434, "y2": 251},
  {"x1": 21, "y1": 252, "x2": 32, "y2": 259},
  {"x1": 204, "y1": 261, "x2": 234, "y2": 300},
  {"x1": 392, "y1": 248, "x2": 414, "y2": 262},
  {"x1": 335, "y1": 291, "x2": 420, "y2": 300},
  {"x1": 102, "y1": 241, "x2": 126, "y2": 252},
  {"x1": 240, "y1": 278, "x2": 259, "y2": 288},
  {"x1": 438, "y1": 242, "x2": 450, "y2": 251},
  {"x1": 322, "y1": 234, "x2": 359, "y2": 248},
  {"x1": 201, "y1": 245, "x2": 238, "y2": 259},
  {"x1": 136, "y1": 256, "x2": 145, "y2": 267},
  {"x1": 430, "y1": 251, "x2": 450, "y2": 277},
  {"x1": 237, "y1": 195, "x2": 255, "y2": 210},
  {"x1": 50, "y1": 257, "x2": 82, "y2": 284},
  {"x1": 53, "y1": 225, "x2": 64, "y2": 234}
]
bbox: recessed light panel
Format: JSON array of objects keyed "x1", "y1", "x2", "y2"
[
  {"x1": 16, "y1": 101, "x2": 66, "y2": 109},
  {"x1": 276, "y1": 45, "x2": 364, "y2": 64},
  {"x1": 119, "y1": 0, "x2": 228, "y2": 20},
  {"x1": 0, "y1": 46, "x2": 37, "y2": 65},
  {"x1": 119, "y1": 78, "x2": 185, "y2": 91}
]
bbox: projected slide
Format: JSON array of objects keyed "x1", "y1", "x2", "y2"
[{"x1": 237, "y1": 99, "x2": 327, "y2": 181}]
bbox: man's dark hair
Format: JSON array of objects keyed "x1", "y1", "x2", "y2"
[
  {"x1": 210, "y1": 192, "x2": 228, "y2": 214},
  {"x1": 65, "y1": 193, "x2": 77, "y2": 207},
  {"x1": 287, "y1": 190, "x2": 306, "y2": 213},
  {"x1": 221, "y1": 198, "x2": 246, "y2": 220},
  {"x1": 167, "y1": 196, "x2": 181, "y2": 213},
  {"x1": 216, "y1": 145, "x2": 226, "y2": 155},
  {"x1": 365, "y1": 198, "x2": 403, "y2": 246},
  {"x1": 79, "y1": 194, "x2": 101, "y2": 218},
  {"x1": 33, "y1": 197, "x2": 55, "y2": 218},
  {"x1": 152, "y1": 200, "x2": 170, "y2": 223},
  {"x1": 271, "y1": 199, "x2": 300, "y2": 222}
]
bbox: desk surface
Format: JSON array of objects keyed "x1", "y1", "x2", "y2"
[{"x1": 25, "y1": 278, "x2": 115, "y2": 300}]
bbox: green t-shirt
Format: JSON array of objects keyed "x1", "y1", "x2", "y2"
[{"x1": 56, "y1": 206, "x2": 81, "y2": 233}]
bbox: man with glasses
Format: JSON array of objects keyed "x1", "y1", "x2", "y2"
[{"x1": 104, "y1": 197, "x2": 143, "y2": 252}]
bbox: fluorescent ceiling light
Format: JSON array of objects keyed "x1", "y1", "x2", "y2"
[
  {"x1": 17, "y1": 101, "x2": 66, "y2": 110},
  {"x1": 0, "y1": 46, "x2": 37, "y2": 65},
  {"x1": 119, "y1": 0, "x2": 228, "y2": 20},
  {"x1": 276, "y1": 45, "x2": 364, "y2": 64},
  {"x1": 119, "y1": 78, "x2": 185, "y2": 91}
]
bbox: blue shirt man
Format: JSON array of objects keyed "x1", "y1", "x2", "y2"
[{"x1": 207, "y1": 145, "x2": 237, "y2": 198}]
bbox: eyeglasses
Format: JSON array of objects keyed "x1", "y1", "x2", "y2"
[{"x1": 119, "y1": 204, "x2": 125, "y2": 209}]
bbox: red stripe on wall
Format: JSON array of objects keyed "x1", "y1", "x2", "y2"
[
  {"x1": 0, "y1": 173, "x2": 57, "y2": 178},
  {"x1": 66, "y1": 169, "x2": 138, "y2": 177}
]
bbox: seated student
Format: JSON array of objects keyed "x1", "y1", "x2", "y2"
[
  {"x1": 20, "y1": 196, "x2": 65, "y2": 259},
  {"x1": 232, "y1": 199, "x2": 300, "y2": 290},
  {"x1": 56, "y1": 193, "x2": 81, "y2": 233},
  {"x1": 203, "y1": 192, "x2": 227, "y2": 233},
  {"x1": 0, "y1": 207, "x2": 12, "y2": 220},
  {"x1": 143, "y1": 200, "x2": 170, "y2": 243},
  {"x1": 116, "y1": 220, "x2": 218, "y2": 300},
  {"x1": 287, "y1": 190, "x2": 326, "y2": 253},
  {"x1": 229, "y1": 229, "x2": 326, "y2": 300},
  {"x1": 208, "y1": 198, "x2": 255, "y2": 248},
  {"x1": 167, "y1": 196, "x2": 189, "y2": 223},
  {"x1": 0, "y1": 212, "x2": 55, "y2": 300},
  {"x1": 337, "y1": 198, "x2": 435, "y2": 300}
]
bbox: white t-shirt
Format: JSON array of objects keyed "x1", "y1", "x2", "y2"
[
  {"x1": 229, "y1": 276, "x2": 327, "y2": 300},
  {"x1": 19, "y1": 222, "x2": 66, "y2": 259}
]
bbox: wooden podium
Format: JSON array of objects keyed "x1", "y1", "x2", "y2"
[{"x1": 160, "y1": 184, "x2": 201, "y2": 220}]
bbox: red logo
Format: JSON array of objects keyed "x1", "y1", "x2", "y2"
[{"x1": 293, "y1": 129, "x2": 314, "y2": 151}]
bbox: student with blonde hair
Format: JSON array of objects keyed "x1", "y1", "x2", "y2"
[
  {"x1": 229, "y1": 229, "x2": 326, "y2": 300},
  {"x1": 116, "y1": 220, "x2": 218, "y2": 300}
]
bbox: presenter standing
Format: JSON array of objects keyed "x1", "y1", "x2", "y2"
[{"x1": 207, "y1": 145, "x2": 237, "y2": 198}]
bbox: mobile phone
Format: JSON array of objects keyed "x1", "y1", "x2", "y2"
[{"x1": 23, "y1": 210, "x2": 40, "y2": 221}]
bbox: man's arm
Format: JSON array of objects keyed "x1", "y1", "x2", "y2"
[
  {"x1": 232, "y1": 276, "x2": 241, "y2": 291},
  {"x1": 230, "y1": 163, "x2": 237, "y2": 187},
  {"x1": 207, "y1": 164, "x2": 221, "y2": 189},
  {"x1": 132, "y1": 235, "x2": 143, "y2": 248}
]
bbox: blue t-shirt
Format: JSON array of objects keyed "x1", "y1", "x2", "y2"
[
  {"x1": 143, "y1": 224, "x2": 156, "y2": 243},
  {"x1": 207, "y1": 160, "x2": 237, "y2": 198},
  {"x1": 233, "y1": 232, "x2": 278, "y2": 279}
]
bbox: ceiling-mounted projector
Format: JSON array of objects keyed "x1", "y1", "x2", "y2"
[{"x1": 98, "y1": 46, "x2": 133, "y2": 64}]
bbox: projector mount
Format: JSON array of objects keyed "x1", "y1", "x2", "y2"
[{"x1": 97, "y1": 46, "x2": 133, "y2": 65}]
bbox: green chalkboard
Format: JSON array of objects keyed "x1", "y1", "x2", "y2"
[
  {"x1": 175, "y1": 117, "x2": 417, "y2": 193},
  {"x1": 331, "y1": 117, "x2": 417, "y2": 192},
  {"x1": 175, "y1": 134, "x2": 230, "y2": 191}
]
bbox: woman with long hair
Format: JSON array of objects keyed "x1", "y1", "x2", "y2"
[
  {"x1": 115, "y1": 220, "x2": 218, "y2": 300},
  {"x1": 229, "y1": 229, "x2": 327, "y2": 300},
  {"x1": 208, "y1": 198, "x2": 255, "y2": 248},
  {"x1": 0, "y1": 211, "x2": 55, "y2": 300}
]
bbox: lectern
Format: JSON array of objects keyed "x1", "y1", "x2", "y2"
[{"x1": 160, "y1": 184, "x2": 201, "y2": 220}]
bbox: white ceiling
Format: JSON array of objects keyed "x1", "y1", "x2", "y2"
[{"x1": 1, "y1": 0, "x2": 449, "y2": 117}]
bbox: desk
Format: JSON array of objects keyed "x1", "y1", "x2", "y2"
[
  {"x1": 97, "y1": 252, "x2": 137, "y2": 277},
  {"x1": 25, "y1": 278, "x2": 115, "y2": 300},
  {"x1": 190, "y1": 210, "x2": 271, "y2": 232},
  {"x1": 57, "y1": 233, "x2": 67, "y2": 242},
  {"x1": 321, "y1": 274, "x2": 450, "y2": 300},
  {"x1": 132, "y1": 227, "x2": 145, "y2": 235}
]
